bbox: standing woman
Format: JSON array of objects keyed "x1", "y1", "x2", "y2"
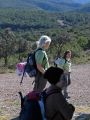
[
  {"x1": 33, "y1": 35, "x2": 51, "y2": 92},
  {"x1": 63, "y1": 50, "x2": 72, "y2": 98}
]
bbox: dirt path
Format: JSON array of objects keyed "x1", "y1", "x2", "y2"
[
  {"x1": 68, "y1": 64, "x2": 90, "y2": 106},
  {"x1": 0, "y1": 64, "x2": 90, "y2": 120}
]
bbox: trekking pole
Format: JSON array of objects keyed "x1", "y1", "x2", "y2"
[
  {"x1": 20, "y1": 73, "x2": 24, "y2": 85},
  {"x1": 20, "y1": 65, "x2": 26, "y2": 85},
  {"x1": 32, "y1": 80, "x2": 35, "y2": 85}
]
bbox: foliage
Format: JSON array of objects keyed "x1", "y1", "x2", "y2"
[
  {"x1": 0, "y1": 8, "x2": 90, "y2": 67},
  {"x1": 0, "y1": 28, "x2": 16, "y2": 65}
]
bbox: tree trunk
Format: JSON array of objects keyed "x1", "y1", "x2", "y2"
[{"x1": 4, "y1": 52, "x2": 8, "y2": 66}]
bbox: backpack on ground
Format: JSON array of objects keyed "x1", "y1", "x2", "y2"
[
  {"x1": 18, "y1": 89, "x2": 61, "y2": 120},
  {"x1": 20, "y1": 48, "x2": 43, "y2": 84}
]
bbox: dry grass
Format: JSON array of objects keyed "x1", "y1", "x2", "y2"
[
  {"x1": 0, "y1": 116, "x2": 10, "y2": 120},
  {"x1": 75, "y1": 106, "x2": 90, "y2": 114}
]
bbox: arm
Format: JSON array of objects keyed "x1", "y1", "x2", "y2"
[
  {"x1": 35, "y1": 50, "x2": 45, "y2": 74},
  {"x1": 36, "y1": 64, "x2": 45, "y2": 74}
]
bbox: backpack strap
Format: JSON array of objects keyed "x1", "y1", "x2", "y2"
[
  {"x1": 42, "y1": 88, "x2": 61, "y2": 103},
  {"x1": 32, "y1": 48, "x2": 46, "y2": 84},
  {"x1": 34, "y1": 48, "x2": 43, "y2": 67},
  {"x1": 34, "y1": 48, "x2": 45, "y2": 62},
  {"x1": 20, "y1": 64, "x2": 27, "y2": 85}
]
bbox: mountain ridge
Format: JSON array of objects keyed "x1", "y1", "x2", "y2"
[
  {"x1": 0, "y1": 0, "x2": 81, "y2": 12},
  {"x1": 0, "y1": 0, "x2": 90, "y2": 12}
]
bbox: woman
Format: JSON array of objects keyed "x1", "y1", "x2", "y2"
[
  {"x1": 62, "y1": 50, "x2": 72, "y2": 98},
  {"x1": 33, "y1": 35, "x2": 51, "y2": 92}
]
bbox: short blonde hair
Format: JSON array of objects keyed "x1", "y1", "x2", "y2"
[{"x1": 36, "y1": 35, "x2": 51, "y2": 48}]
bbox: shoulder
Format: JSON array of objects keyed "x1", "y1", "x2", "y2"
[
  {"x1": 35, "y1": 49, "x2": 45, "y2": 56},
  {"x1": 46, "y1": 85, "x2": 62, "y2": 96}
]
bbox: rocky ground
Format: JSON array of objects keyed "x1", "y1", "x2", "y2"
[{"x1": 0, "y1": 64, "x2": 90, "y2": 120}]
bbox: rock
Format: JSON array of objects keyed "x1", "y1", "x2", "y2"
[{"x1": 72, "y1": 113, "x2": 90, "y2": 120}]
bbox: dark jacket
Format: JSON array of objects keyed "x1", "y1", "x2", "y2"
[{"x1": 45, "y1": 85, "x2": 75, "y2": 120}]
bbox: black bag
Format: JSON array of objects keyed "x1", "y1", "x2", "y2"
[
  {"x1": 25, "y1": 52, "x2": 37, "y2": 77},
  {"x1": 19, "y1": 89, "x2": 61, "y2": 120},
  {"x1": 20, "y1": 48, "x2": 43, "y2": 84}
]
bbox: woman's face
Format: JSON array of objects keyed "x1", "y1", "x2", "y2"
[
  {"x1": 44, "y1": 41, "x2": 50, "y2": 50},
  {"x1": 66, "y1": 52, "x2": 71, "y2": 59}
]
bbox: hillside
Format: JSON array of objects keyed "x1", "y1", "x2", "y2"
[
  {"x1": 0, "y1": 8, "x2": 90, "y2": 60},
  {"x1": 78, "y1": 3, "x2": 90, "y2": 12},
  {"x1": 0, "y1": 1, "x2": 90, "y2": 67},
  {"x1": 0, "y1": 0, "x2": 81, "y2": 12},
  {"x1": 0, "y1": 0, "x2": 90, "y2": 12}
]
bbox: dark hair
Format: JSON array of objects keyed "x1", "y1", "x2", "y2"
[
  {"x1": 44, "y1": 67, "x2": 64, "y2": 85},
  {"x1": 63, "y1": 50, "x2": 71, "y2": 59}
]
